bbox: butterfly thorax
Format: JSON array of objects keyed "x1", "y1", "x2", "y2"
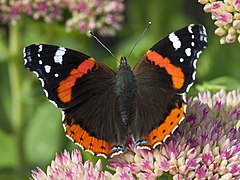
[{"x1": 115, "y1": 57, "x2": 136, "y2": 125}]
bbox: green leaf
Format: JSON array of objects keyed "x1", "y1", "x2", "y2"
[
  {"x1": 0, "y1": 130, "x2": 18, "y2": 167},
  {"x1": 196, "y1": 76, "x2": 240, "y2": 93},
  {"x1": 24, "y1": 102, "x2": 63, "y2": 167}
]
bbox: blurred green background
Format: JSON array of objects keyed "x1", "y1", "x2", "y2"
[{"x1": 0, "y1": 0, "x2": 239, "y2": 179}]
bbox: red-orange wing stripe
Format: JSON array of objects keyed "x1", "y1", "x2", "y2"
[
  {"x1": 63, "y1": 120, "x2": 116, "y2": 157},
  {"x1": 146, "y1": 50, "x2": 185, "y2": 89},
  {"x1": 142, "y1": 102, "x2": 186, "y2": 148},
  {"x1": 57, "y1": 58, "x2": 96, "y2": 103}
]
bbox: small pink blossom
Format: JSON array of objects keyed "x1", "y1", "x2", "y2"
[
  {"x1": 199, "y1": 0, "x2": 240, "y2": 43},
  {"x1": 216, "y1": 12, "x2": 233, "y2": 25},
  {"x1": 31, "y1": 149, "x2": 114, "y2": 179}
]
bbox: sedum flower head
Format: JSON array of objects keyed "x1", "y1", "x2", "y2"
[
  {"x1": 31, "y1": 149, "x2": 136, "y2": 179},
  {"x1": 31, "y1": 149, "x2": 112, "y2": 179},
  {"x1": 198, "y1": 0, "x2": 240, "y2": 44},
  {"x1": 65, "y1": 0, "x2": 124, "y2": 36},
  {"x1": 109, "y1": 89, "x2": 240, "y2": 179},
  {"x1": 0, "y1": 0, "x2": 125, "y2": 36}
]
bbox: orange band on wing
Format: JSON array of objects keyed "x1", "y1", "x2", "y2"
[
  {"x1": 143, "y1": 102, "x2": 185, "y2": 148},
  {"x1": 57, "y1": 58, "x2": 96, "y2": 103},
  {"x1": 146, "y1": 50, "x2": 184, "y2": 89},
  {"x1": 63, "y1": 119, "x2": 115, "y2": 157}
]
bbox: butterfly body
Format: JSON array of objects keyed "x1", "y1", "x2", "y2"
[
  {"x1": 115, "y1": 57, "x2": 136, "y2": 125},
  {"x1": 24, "y1": 24, "x2": 207, "y2": 158}
]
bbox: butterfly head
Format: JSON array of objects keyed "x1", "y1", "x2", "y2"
[{"x1": 119, "y1": 56, "x2": 131, "y2": 71}]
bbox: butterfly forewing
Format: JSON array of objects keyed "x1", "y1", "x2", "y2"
[{"x1": 149, "y1": 24, "x2": 207, "y2": 93}]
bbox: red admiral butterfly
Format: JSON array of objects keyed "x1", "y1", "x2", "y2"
[{"x1": 24, "y1": 24, "x2": 207, "y2": 158}]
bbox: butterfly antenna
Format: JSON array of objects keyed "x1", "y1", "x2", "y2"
[
  {"x1": 89, "y1": 31, "x2": 119, "y2": 63},
  {"x1": 127, "y1": 21, "x2": 151, "y2": 59}
]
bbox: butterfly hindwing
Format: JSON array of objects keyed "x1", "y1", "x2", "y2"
[
  {"x1": 24, "y1": 44, "x2": 127, "y2": 157},
  {"x1": 132, "y1": 24, "x2": 207, "y2": 148}
]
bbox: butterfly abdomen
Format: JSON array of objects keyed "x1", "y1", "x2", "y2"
[{"x1": 115, "y1": 57, "x2": 136, "y2": 125}]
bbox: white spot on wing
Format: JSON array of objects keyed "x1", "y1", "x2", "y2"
[
  {"x1": 23, "y1": 48, "x2": 26, "y2": 57},
  {"x1": 33, "y1": 71, "x2": 39, "y2": 78},
  {"x1": 153, "y1": 142, "x2": 162, "y2": 149},
  {"x1": 43, "y1": 89, "x2": 48, "y2": 97},
  {"x1": 54, "y1": 47, "x2": 66, "y2": 64},
  {"x1": 186, "y1": 82, "x2": 193, "y2": 92},
  {"x1": 39, "y1": 78, "x2": 44, "y2": 87},
  {"x1": 49, "y1": 99, "x2": 58, "y2": 108},
  {"x1": 193, "y1": 59, "x2": 197, "y2": 69},
  {"x1": 85, "y1": 150, "x2": 95, "y2": 156},
  {"x1": 192, "y1": 71, "x2": 196, "y2": 80},
  {"x1": 61, "y1": 111, "x2": 65, "y2": 122},
  {"x1": 110, "y1": 151, "x2": 124, "y2": 158},
  {"x1": 163, "y1": 135, "x2": 170, "y2": 142},
  {"x1": 180, "y1": 58, "x2": 184, "y2": 62},
  {"x1": 185, "y1": 48, "x2": 191, "y2": 57},
  {"x1": 171, "y1": 125, "x2": 179, "y2": 135},
  {"x1": 182, "y1": 93, "x2": 187, "y2": 103},
  {"x1": 39, "y1": 60, "x2": 42, "y2": 64},
  {"x1": 202, "y1": 25, "x2": 207, "y2": 36},
  {"x1": 38, "y1": 44, "x2": 43, "y2": 52},
  {"x1": 196, "y1": 51, "x2": 202, "y2": 58},
  {"x1": 179, "y1": 116, "x2": 185, "y2": 124},
  {"x1": 23, "y1": 48, "x2": 28, "y2": 65},
  {"x1": 188, "y1": 25, "x2": 193, "y2": 34},
  {"x1": 204, "y1": 37, "x2": 207, "y2": 43},
  {"x1": 169, "y1": 32, "x2": 181, "y2": 50},
  {"x1": 54, "y1": 73, "x2": 59, "y2": 77},
  {"x1": 137, "y1": 145, "x2": 151, "y2": 151},
  {"x1": 44, "y1": 65, "x2": 51, "y2": 73},
  {"x1": 191, "y1": 42, "x2": 195, "y2": 46}
]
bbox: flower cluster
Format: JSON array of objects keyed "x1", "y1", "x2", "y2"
[
  {"x1": 31, "y1": 90, "x2": 240, "y2": 179},
  {"x1": 109, "y1": 89, "x2": 240, "y2": 179},
  {"x1": 0, "y1": 0, "x2": 125, "y2": 36},
  {"x1": 198, "y1": 0, "x2": 240, "y2": 44},
  {"x1": 65, "y1": 0, "x2": 124, "y2": 36},
  {"x1": 31, "y1": 149, "x2": 136, "y2": 179}
]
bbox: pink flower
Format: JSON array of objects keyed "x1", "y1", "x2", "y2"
[
  {"x1": 31, "y1": 149, "x2": 113, "y2": 179},
  {"x1": 199, "y1": 0, "x2": 240, "y2": 44},
  {"x1": 216, "y1": 12, "x2": 233, "y2": 25},
  {"x1": 0, "y1": 0, "x2": 125, "y2": 36}
]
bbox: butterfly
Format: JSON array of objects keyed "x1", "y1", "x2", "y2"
[{"x1": 24, "y1": 24, "x2": 207, "y2": 158}]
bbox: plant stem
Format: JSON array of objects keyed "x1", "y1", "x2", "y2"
[{"x1": 8, "y1": 22, "x2": 25, "y2": 166}]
